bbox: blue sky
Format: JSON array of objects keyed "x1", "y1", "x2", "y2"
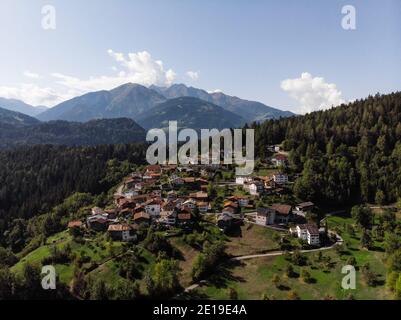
[{"x1": 0, "y1": 0, "x2": 400, "y2": 113}]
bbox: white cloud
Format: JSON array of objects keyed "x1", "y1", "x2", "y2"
[
  {"x1": 186, "y1": 71, "x2": 199, "y2": 81},
  {"x1": 0, "y1": 50, "x2": 179, "y2": 107},
  {"x1": 23, "y1": 71, "x2": 41, "y2": 79},
  {"x1": 281, "y1": 72, "x2": 345, "y2": 114},
  {"x1": 51, "y1": 50, "x2": 177, "y2": 95},
  {"x1": 0, "y1": 84, "x2": 73, "y2": 106}
]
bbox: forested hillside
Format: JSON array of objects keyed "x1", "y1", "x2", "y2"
[
  {"x1": 0, "y1": 143, "x2": 147, "y2": 249},
  {"x1": 0, "y1": 118, "x2": 146, "y2": 149},
  {"x1": 253, "y1": 92, "x2": 401, "y2": 205}
]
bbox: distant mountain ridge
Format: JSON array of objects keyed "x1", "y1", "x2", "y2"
[
  {"x1": 0, "y1": 97, "x2": 47, "y2": 117},
  {"x1": 137, "y1": 96, "x2": 245, "y2": 130},
  {"x1": 151, "y1": 83, "x2": 294, "y2": 121}
]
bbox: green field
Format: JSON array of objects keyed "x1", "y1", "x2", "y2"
[
  {"x1": 11, "y1": 230, "x2": 124, "y2": 286},
  {"x1": 225, "y1": 223, "x2": 280, "y2": 256},
  {"x1": 195, "y1": 215, "x2": 392, "y2": 300}
]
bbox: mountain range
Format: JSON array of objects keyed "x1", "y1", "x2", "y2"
[
  {"x1": 0, "y1": 106, "x2": 145, "y2": 149},
  {"x1": 36, "y1": 83, "x2": 294, "y2": 126},
  {"x1": 0, "y1": 83, "x2": 295, "y2": 148}
]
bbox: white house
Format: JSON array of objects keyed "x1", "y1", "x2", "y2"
[
  {"x1": 272, "y1": 173, "x2": 288, "y2": 184},
  {"x1": 255, "y1": 207, "x2": 276, "y2": 226},
  {"x1": 271, "y1": 154, "x2": 288, "y2": 167},
  {"x1": 248, "y1": 181, "x2": 264, "y2": 196},
  {"x1": 236, "y1": 175, "x2": 253, "y2": 185},
  {"x1": 107, "y1": 225, "x2": 136, "y2": 242},
  {"x1": 159, "y1": 210, "x2": 177, "y2": 225},
  {"x1": 228, "y1": 196, "x2": 249, "y2": 207},
  {"x1": 295, "y1": 224, "x2": 320, "y2": 246},
  {"x1": 144, "y1": 199, "x2": 161, "y2": 217}
]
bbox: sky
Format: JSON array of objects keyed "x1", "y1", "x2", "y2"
[{"x1": 0, "y1": 0, "x2": 400, "y2": 114}]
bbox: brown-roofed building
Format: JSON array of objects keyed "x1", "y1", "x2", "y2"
[
  {"x1": 108, "y1": 224, "x2": 136, "y2": 242},
  {"x1": 177, "y1": 213, "x2": 192, "y2": 226},
  {"x1": 223, "y1": 201, "x2": 239, "y2": 215},
  {"x1": 189, "y1": 191, "x2": 209, "y2": 200},
  {"x1": 227, "y1": 196, "x2": 249, "y2": 207},
  {"x1": 295, "y1": 202, "x2": 315, "y2": 212},
  {"x1": 271, "y1": 203, "x2": 292, "y2": 224},
  {"x1": 120, "y1": 208, "x2": 134, "y2": 217},
  {"x1": 196, "y1": 201, "x2": 209, "y2": 213},
  {"x1": 272, "y1": 154, "x2": 288, "y2": 167},
  {"x1": 86, "y1": 215, "x2": 110, "y2": 231},
  {"x1": 131, "y1": 194, "x2": 149, "y2": 203},
  {"x1": 133, "y1": 212, "x2": 150, "y2": 225},
  {"x1": 68, "y1": 220, "x2": 83, "y2": 229},
  {"x1": 119, "y1": 199, "x2": 136, "y2": 209}
]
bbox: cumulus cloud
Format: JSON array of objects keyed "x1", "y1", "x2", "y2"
[
  {"x1": 281, "y1": 72, "x2": 345, "y2": 114},
  {"x1": 186, "y1": 71, "x2": 199, "y2": 81},
  {"x1": 23, "y1": 71, "x2": 41, "y2": 79},
  {"x1": 0, "y1": 50, "x2": 179, "y2": 107},
  {"x1": 51, "y1": 50, "x2": 177, "y2": 95}
]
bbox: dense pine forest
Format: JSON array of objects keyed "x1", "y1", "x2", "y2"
[
  {"x1": 0, "y1": 143, "x2": 147, "y2": 250},
  {"x1": 252, "y1": 92, "x2": 401, "y2": 205}
]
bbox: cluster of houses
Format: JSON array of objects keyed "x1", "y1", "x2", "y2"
[
  {"x1": 67, "y1": 164, "x2": 240, "y2": 241},
  {"x1": 66, "y1": 158, "x2": 322, "y2": 246},
  {"x1": 236, "y1": 174, "x2": 289, "y2": 197},
  {"x1": 235, "y1": 157, "x2": 289, "y2": 198}
]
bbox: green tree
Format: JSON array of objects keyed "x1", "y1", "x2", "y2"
[
  {"x1": 146, "y1": 259, "x2": 181, "y2": 298},
  {"x1": 90, "y1": 278, "x2": 110, "y2": 300}
]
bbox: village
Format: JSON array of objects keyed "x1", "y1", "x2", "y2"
[{"x1": 67, "y1": 146, "x2": 326, "y2": 248}]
